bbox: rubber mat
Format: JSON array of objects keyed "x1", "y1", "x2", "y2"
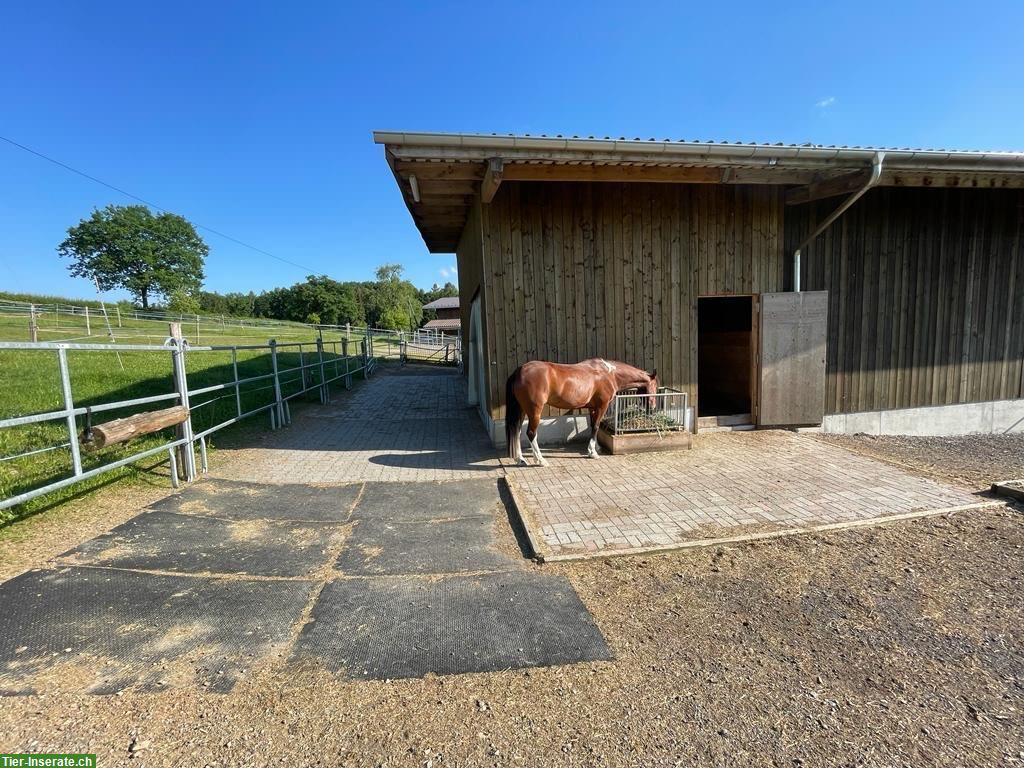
[
  {"x1": 291, "y1": 571, "x2": 613, "y2": 679},
  {"x1": 336, "y1": 517, "x2": 521, "y2": 575},
  {"x1": 0, "y1": 566, "x2": 313, "y2": 694},
  {"x1": 147, "y1": 478, "x2": 361, "y2": 522},
  {"x1": 61, "y1": 510, "x2": 343, "y2": 577},
  {"x1": 351, "y1": 479, "x2": 499, "y2": 522}
]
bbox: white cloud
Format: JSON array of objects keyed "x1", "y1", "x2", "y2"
[
  {"x1": 440, "y1": 267, "x2": 452, "y2": 279},
  {"x1": 816, "y1": 96, "x2": 836, "y2": 109},
  {"x1": 439, "y1": 263, "x2": 458, "y2": 280}
]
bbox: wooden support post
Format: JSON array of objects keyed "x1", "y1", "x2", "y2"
[
  {"x1": 29, "y1": 304, "x2": 38, "y2": 342},
  {"x1": 195, "y1": 314, "x2": 200, "y2": 344},
  {"x1": 481, "y1": 158, "x2": 504, "y2": 204},
  {"x1": 116, "y1": 306, "x2": 121, "y2": 327},
  {"x1": 85, "y1": 306, "x2": 91, "y2": 336}
]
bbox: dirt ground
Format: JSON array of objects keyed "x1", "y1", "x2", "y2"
[{"x1": 2, "y1": 437, "x2": 1023, "y2": 767}]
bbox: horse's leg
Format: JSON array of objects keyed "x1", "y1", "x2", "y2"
[
  {"x1": 526, "y1": 409, "x2": 548, "y2": 467},
  {"x1": 514, "y1": 413, "x2": 527, "y2": 466},
  {"x1": 589, "y1": 400, "x2": 611, "y2": 459},
  {"x1": 586, "y1": 407, "x2": 600, "y2": 458}
]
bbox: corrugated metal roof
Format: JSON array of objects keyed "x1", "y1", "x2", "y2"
[
  {"x1": 422, "y1": 296, "x2": 460, "y2": 310},
  {"x1": 422, "y1": 318, "x2": 461, "y2": 331}
]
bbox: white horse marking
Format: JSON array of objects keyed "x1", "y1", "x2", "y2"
[
  {"x1": 598, "y1": 358, "x2": 616, "y2": 372},
  {"x1": 587, "y1": 435, "x2": 600, "y2": 459},
  {"x1": 530, "y1": 433, "x2": 548, "y2": 467}
]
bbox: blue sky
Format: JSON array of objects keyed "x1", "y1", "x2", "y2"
[{"x1": 2, "y1": 0, "x2": 1022, "y2": 302}]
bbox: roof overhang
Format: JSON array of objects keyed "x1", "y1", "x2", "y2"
[{"x1": 375, "y1": 131, "x2": 1024, "y2": 253}]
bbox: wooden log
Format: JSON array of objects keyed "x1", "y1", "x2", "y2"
[{"x1": 82, "y1": 405, "x2": 189, "y2": 450}]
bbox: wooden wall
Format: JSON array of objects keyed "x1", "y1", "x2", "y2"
[
  {"x1": 788, "y1": 187, "x2": 1024, "y2": 414},
  {"x1": 479, "y1": 181, "x2": 785, "y2": 417},
  {"x1": 455, "y1": 197, "x2": 484, "y2": 357}
]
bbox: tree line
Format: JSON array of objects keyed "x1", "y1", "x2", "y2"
[
  {"x1": 56, "y1": 204, "x2": 456, "y2": 331},
  {"x1": 196, "y1": 267, "x2": 457, "y2": 330}
]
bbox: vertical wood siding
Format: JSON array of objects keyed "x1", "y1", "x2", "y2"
[
  {"x1": 455, "y1": 198, "x2": 485, "y2": 372},
  {"x1": 480, "y1": 182, "x2": 785, "y2": 417},
  {"x1": 789, "y1": 187, "x2": 1024, "y2": 414}
]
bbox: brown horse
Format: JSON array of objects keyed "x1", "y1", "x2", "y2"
[{"x1": 505, "y1": 359, "x2": 658, "y2": 466}]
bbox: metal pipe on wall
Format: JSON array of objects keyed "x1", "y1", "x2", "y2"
[{"x1": 793, "y1": 152, "x2": 885, "y2": 292}]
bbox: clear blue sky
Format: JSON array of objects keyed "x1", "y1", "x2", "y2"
[{"x1": 2, "y1": 0, "x2": 1022, "y2": 302}]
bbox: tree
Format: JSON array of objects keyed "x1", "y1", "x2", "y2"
[
  {"x1": 167, "y1": 289, "x2": 200, "y2": 315},
  {"x1": 58, "y1": 204, "x2": 208, "y2": 309},
  {"x1": 367, "y1": 264, "x2": 422, "y2": 330}
]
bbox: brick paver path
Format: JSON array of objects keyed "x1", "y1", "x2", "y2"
[
  {"x1": 212, "y1": 365, "x2": 994, "y2": 560},
  {"x1": 505, "y1": 430, "x2": 992, "y2": 560},
  {"x1": 212, "y1": 367, "x2": 502, "y2": 483}
]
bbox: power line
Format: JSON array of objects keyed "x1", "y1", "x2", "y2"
[{"x1": 0, "y1": 134, "x2": 320, "y2": 276}]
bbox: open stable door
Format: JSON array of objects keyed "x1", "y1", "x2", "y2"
[{"x1": 758, "y1": 291, "x2": 828, "y2": 426}]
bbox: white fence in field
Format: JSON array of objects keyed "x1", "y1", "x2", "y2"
[{"x1": 0, "y1": 298, "x2": 461, "y2": 349}]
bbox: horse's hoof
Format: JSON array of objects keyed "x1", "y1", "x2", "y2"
[
  {"x1": 517, "y1": 458, "x2": 528, "y2": 467},
  {"x1": 538, "y1": 459, "x2": 550, "y2": 467}
]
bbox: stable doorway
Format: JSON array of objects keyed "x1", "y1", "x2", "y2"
[{"x1": 697, "y1": 296, "x2": 756, "y2": 430}]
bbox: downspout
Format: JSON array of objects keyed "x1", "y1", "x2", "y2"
[{"x1": 793, "y1": 152, "x2": 885, "y2": 292}]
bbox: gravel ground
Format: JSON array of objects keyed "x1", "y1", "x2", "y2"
[{"x1": 1, "y1": 437, "x2": 1023, "y2": 766}]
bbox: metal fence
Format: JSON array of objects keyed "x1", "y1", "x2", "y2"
[
  {"x1": 0, "y1": 336, "x2": 377, "y2": 512},
  {"x1": 602, "y1": 387, "x2": 692, "y2": 434},
  {"x1": 0, "y1": 298, "x2": 462, "y2": 349}
]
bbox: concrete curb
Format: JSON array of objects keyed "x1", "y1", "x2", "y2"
[
  {"x1": 500, "y1": 476, "x2": 550, "y2": 563},
  {"x1": 525, "y1": 500, "x2": 1007, "y2": 564}
]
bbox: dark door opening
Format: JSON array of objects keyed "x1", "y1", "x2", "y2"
[{"x1": 698, "y1": 296, "x2": 754, "y2": 420}]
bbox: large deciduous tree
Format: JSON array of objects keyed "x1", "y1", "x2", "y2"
[{"x1": 58, "y1": 204, "x2": 208, "y2": 309}]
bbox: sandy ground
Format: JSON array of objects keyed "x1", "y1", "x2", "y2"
[{"x1": 1, "y1": 436, "x2": 1023, "y2": 767}]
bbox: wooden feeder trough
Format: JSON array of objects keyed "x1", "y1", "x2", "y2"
[{"x1": 596, "y1": 388, "x2": 693, "y2": 455}]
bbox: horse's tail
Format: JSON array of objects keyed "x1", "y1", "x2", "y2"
[{"x1": 505, "y1": 367, "x2": 523, "y2": 459}]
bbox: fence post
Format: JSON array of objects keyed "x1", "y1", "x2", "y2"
[
  {"x1": 316, "y1": 336, "x2": 328, "y2": 404},
  {"x1": 54, "y1": 303, "x2": 60, "y2": 329},
  {"x1": 269, "y1": 338, "x2": 286, "y2": 427},
  {"x1": 195, "y1": 314, "x2": 200, "y2": 344},
  {"x1": 169, "y1": 322, "x2": 197, "y2": 482},
  {"x1": 116, "y1": 306, "x2": 121, "y2": 327},
  {"x1": 231, "y1": 347, "x2": 242, "y2": 418},
  {"x1": 56, "y1": 346, "x2": 83, "y2": 477},
  {"x1": 29, "y1": 304, "x2": 38, "y2": 342},
  {"x1": 85, "y1": 306, "x2": 91, "y2": 336}
]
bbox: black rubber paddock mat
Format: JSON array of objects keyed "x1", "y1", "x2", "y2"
[
  {"x1": 62, "y1": 510, "x2": 343, "y2": 577},
  {"x1": 147, "y1": 478, "x2": 361, "y2": 522},
  {"x1": 351, "y1": 479, "x2": 500, "y2": 522},
  {"x1": 336, "y1": 516, "x2": 520, "y2": 575},
  {"x1": 0, "y1": 567, "x2": 313, "y2": 694},
  {"x1": 291, "y1": 572, "x2": 613, "y2": 679}
]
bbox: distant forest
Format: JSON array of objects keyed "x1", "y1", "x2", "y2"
[{"x1": 195, "y1": 265, "x2": 456, "y2": 331}]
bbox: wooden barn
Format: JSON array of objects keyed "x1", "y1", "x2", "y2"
[{"x1": 375, "y1": 131, "x2": 1024, "y2": 444}]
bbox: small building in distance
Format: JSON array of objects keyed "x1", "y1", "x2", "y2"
[{"x1": 422, "y1": 296, "x2": 461, "y2": 334}]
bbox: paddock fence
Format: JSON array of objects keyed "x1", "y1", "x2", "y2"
[{"x1": 0, "y1": 334, "x2": 378, "y2": 513}]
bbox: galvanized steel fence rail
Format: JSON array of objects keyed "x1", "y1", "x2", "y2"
[
  {"x1": 602, "y1": 387, "x2": 692, "y2": 434},
  {"x1": 0, "y1": 336, "x2": 378, "y2": 512}
]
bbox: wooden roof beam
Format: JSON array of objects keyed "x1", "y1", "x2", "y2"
[
  {"x1": 481, "y1": 158, "x2": 504, "y2": 204},
  {"x1": 785, "y1": 169, "x2": 873, "y2": 206}
]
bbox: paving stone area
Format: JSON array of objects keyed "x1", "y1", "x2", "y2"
[
  {"x1": 506, "y1": 430, "x2": 992, "y2": 560},
  {"x1": 211, "y1": 366, "x2": 502, "y2": 484}
]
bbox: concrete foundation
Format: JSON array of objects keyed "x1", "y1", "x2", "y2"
[{"x1": 823, "y1": 397, "x2": 1024, "y2": 436}]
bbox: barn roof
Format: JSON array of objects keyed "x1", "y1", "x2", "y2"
[
  {"x1": 422, "y1": 296, "x2": 459, "y2": 310},
  {"x1": 422, "y1": 318, "x2": 461, "y2": 331},
  {"x1": 375, "y1": 130, "x2": 1024, "y2": 252}
]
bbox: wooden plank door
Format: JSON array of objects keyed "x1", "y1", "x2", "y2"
[{"x1": 758, "y1": 291, "x2": 828, "y2": 426}]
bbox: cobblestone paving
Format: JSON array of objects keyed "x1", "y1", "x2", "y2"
[
  {"x1": 505, "y1": 430, "x2": 992, "y2": 560},
  {"x1": 212, "y1": 366, "x2": 502, "y2": 484}
]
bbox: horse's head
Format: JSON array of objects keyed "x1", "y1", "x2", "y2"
[{"x1": 646, "y1": 369, "x2": 658, "y2": 411}]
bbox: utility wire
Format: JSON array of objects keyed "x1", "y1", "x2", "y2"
[{"x1": 0, "y1": 134, "x2": 320, "y2": 275}]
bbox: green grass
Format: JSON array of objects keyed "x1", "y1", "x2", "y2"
[{"x1": 0, "y1": 333, "x2": 374, "y2": 526}]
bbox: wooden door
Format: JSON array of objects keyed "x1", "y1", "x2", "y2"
[{"x1": 758, "y1": 291, "x2": 828, "y2": 426}]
